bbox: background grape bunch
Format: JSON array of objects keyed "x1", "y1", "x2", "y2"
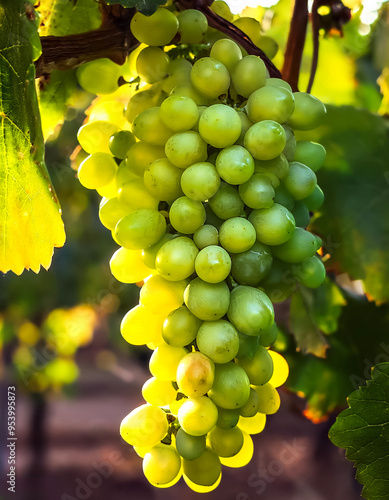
[{"x1": 75, "y1": 2, "x2": 327, "y2": 492}]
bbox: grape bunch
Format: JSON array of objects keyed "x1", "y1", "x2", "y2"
[{"x1": 75, "y1": 3, "x2": 327, "y2": 492}]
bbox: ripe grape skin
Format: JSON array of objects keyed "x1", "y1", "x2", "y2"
[
  {"x1": 165, "y1": 131, "x2": 208, "y2": 169},
  {"x1": 231, "y1": 55, "x2": 266, "y2": 98},
  {"x1": 288, "y1": 92, "x2": 327, "y2": 130},
  {"x1": 178, "y1": 397, "x2": 219, "y2": 436},
  {"x1": 215, "y1": 145, "x2": 255, "y2": 185},
  {"x1": 191, "y1": 57, "x2": 230, "y2": 100},
  {"x1": 176, "y1": 351, "x2": 215, "y2": 397},
  {"x1": 77, "y1": 59, "x2": 122, "y2": 95},
  {"x1": 144, "y1": 158, "x2": 183, "y2": 203},
  {"x1": 196, "y1": 320, "x2": 239, "y2": 363},
  {"x1": 183, "y1": 448, "x2": 221, "y2": 487},
  {"x1": 177, "y1": 9, "x2": 208, "y2": 44},
  {"x1": 219, "y1": 217, "x2": 257, "y2": 254},
  {"x1": 199, "y1": 104, "x2": 242, "y2": 148},
  {"x1": 208, "y1": 183, "x2": 245, "y2": 220},
  {"x1": 159, "y1": 95, "x2": 199, "y2": 132},
  {"x1": 169, "y1": 196, "x2": 206, "y2": 234},
  {"x1": 194, "y1": 245, "x2": 231, "y2": 283},
  {"x1": 244, "y1": 120, "x2": 286, "y2": 161},
  {"x1": 209, "y1": 426, "x2": 244, "y2": 457},
  {"x1": 180, "y1": 162, "x2": 221, "y2": 202},
  {"x1": 184, "y1": 277, "x2": 230, "y2": 321},
  {"x1": 236, "y1": 344, "x2": 274, "y2": 385},
  {"x1": 143, "y1": 444, "x2": 181, "y2": 485},
  {"x1": 283, "y1": 161, "x2": 317, "y2": 200},
  {"x1": 230, "y1": 241, "x2": 273, "y2": 286},
  {"x1": 130, "y1": 8, "x2": 179, "y2": 46},
  {"x1": 176, "y1": 428, "x2": 206, "y2": 460},
  {"x1": 115, "y1": 209, "x2": 166, "y2": 250},
  {"x1": 209, "y1": 362, "x2": 251, "y2": 409},
  {"x1": 162, "y1": 305, "x2": 201, "y2": 347},
  {"x1": 293, "y1": 140, "x2": 327, "y2": 172},
  {"x1": 156, "y1": 236, "x2": 199, "y2": 281},
  {"x1": 120, "y1": 404, "x2": 168, "y2": 447},
  {"x1": 210, "y1": 39, "x2": 242, "y2": 72},
  {"x1": 246, "y1": 86, "x2": 295, "y2": 124},
  {"x1": 248, "y1": 203, "x2": 296, "y2": 246},
  {"x1": 136, "y1": 46, "x2": 170, "y2": 84},
  {"x1": 272, "y1": 227, "x2": 317, "y2": 263}
]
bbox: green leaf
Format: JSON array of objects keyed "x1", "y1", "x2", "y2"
[
  {"x1": 285, "y1": 295, "x2": 389, "y2": 420},
  {"x1": 106, "y1": 0, "x2": 166, "y2": 15},
  {"x1": 288, "y1": 278, "x2": 345, "y2": 357},
  {"x1": 38, "y1": 0, "x2": 101, "y2": 36},
  {"x1": 329, "y1": 363, "x2": 389, "y2": 500},
  {"x1": 0, "y1": 0, "x2": 66, "y2": 275},
  {"x1": 37, "y1": 70, "x2": 79, "y2": 141},
  {"x1": 300, "y1": 105, "x2": 389, "y2": 304}
]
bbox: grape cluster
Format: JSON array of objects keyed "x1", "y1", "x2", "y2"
[{"x1": 75, "y1": 3, "x2": 327, "y2": 492}]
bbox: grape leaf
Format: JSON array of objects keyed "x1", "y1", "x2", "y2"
[
  {"x1": 37, "y1": 70, "x2": 79, "y2": 141},
  {"x1": 285, "y1": 295, "x2": 389, "y2": 420},
  {"x1": 329, "y1": 363, "x2": 389, "y2": 500},
  {"x1": 299, "y1": 105, "x2": 389, "y2": 304},
  {"x1": 288, "y1": 278, "x2": 345, "y2": 357},
  {"x1": 106, "y1": 0, "x2": 166, "y2": 15},
  {"x1": 37, "y1": 0, "x2": 102, "y2": 36},
  {"x1": 0, "y1": 0, "x2": 66, "y2": 275}
]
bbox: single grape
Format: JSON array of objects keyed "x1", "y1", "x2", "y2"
[
  {"x1": 139, "y1": 274, "x2": 186, "y2": 315},
  {"x1": 161, "y1": 58, "x2": 192, "y2": 94},
  {"x1": 165, "y1": 131, "x2": 208, "y2": 169},
  {"x1": 238, "y1": 412, "x2": 266, "y2": 434},
  {"x1": 110, "y1": 247, "x2": 152, "y2": 284},
  {"x1": 176, "y1": 351, "x2": 215, "y2": 397},
  {"x1": 130, "y1": 8, "x2": 179, "y2": 46},
  {"x1": 132, "y1": 107, "x2": 173, "y2": 146},
  {"x1": 180, "y1": 162, "x2": 220, "y2": 201},
  {"x1": 303, "y1": 185, "x2": 325, "y2": 211},
  {"x1": 77, "y1": 58, "x2": 122, "y2": 94},
  {"x1": 199, "y1": 104, "x2": 241, "y2": 148},
  {"x1": 239, "y1": 388, "x2": 260, "y2": 417},
  {"x1": 141, "y1": 233, "x2": 176, "y2": 269},
  {"x1": 211, "y1": 0, "x2": 233, "y2": 21},
  {"x1": 219, "y1": 217, "x2": 257, "y2": 253},
  {"x1": 195, "y1": 245, "x2": 231, "y2": 283},
  {"x1": 162, "y1": 306, "x2": 202, "y2": 347},
  {"x1": 236, "y1": 344, "x2": 274, "y2": 385},
  {"x1": 109, "y1": 130, "x2": 136, "y2": 159},
  {"x1": 266, "y1": 78, "x2": 292, "y2": 92},
  {"x1": 288, "y1": 92, "x2": 327, "y2": 130},
  {"x1": 292, "y1": 254, "x2": 326, "y2": 288},
  {"x1": 184, "y1": 277, "x2": 230, "y2": 321},
  {"x1": 283, "y1": 161, "x2": 317, "y2": 200},
  {"x1": 178, "y1": 397, "x2": 218, "y2": 436},
  {"x1": 160, "y1": 95, "x2": 199, "y2": 132},
  {"x1": 210, "y1": 39, "x2": 242, "y2": 72},
  {"x1": 246, "y1": 86, "x2": 295, "y2": 124},
  {"x1": 78, "y1": 153, "x2": 117, "y2": 190},
  {"x1": 176, "y1": 428, "x2": 206, "y2": 460},
  {"x1": 220, "y1": 430, "x2": 253, "y2": 468},
  {"x1": 171, "y1": 82, "x2": 209, "y2": 106},
  {"x1": 209, "y1": 426, "x2": 244, "y2": 457},
  {"x1": 142, "y1": 377, "x2": 177, "y2": 406},
  {"x1": 144, "y1": 158, "x2": 183, "y2": 203},
  {"x1": 258, "y1": 322, "x2": 279, "y2": 347},
  {"x1": 121, "y1": 305, "x2": 164, "y2": 346},
  {"x1": 125, "y1": 87, "x2": 165, "y2": 124},
  {"x1": 143, "y1": 444, "x2": 181, "y2": 485},
  {"x1": 183, "y1": 448, "x2": 221, "y2": 486},
  {"x1": 216, "y1": 408, "x2": 240, "y2": 429},
  {"x1": 230, "y1": 241, "x2": 273, "y2": 286},
  {"x1": 248, "y1": 203, "x2": 295, "y2": 245},
  {"x1": 193, "y1": 224, "x2": 219, "y2": 249},
  {"x1": 197, "y1": 320, "x2": 239, "y2": 363},
  {"x1": 208, "y1": 182, "x2": 245, "y2": 219},
  {"x1": 209, "y1": 362, "x2": 251, "y2": 409},
  {"x1": 244, "y1": 120, "x2": 286, "y2": 160},
  {"x1": 115, "y1": 209, "x2": 166, "y2": 250},
  {"x1": 156, "y1": 236, "x2": 199, "y2": 281},
  {"x1": 253, "y1": 383, "x2": 281, "y2": 414},
  {"x1": 236, "y1": 331, "x2": 259, "y2": 359},
  {"x1": 149, "y1": 343, "x2": 188, "y2": 381},
  {"x1": 233, "y1": 17, "x2": 261, "y2": 45},
  {"x1": 124, "y1": 142, "x2": 166, "y2": 177},
  {"x1": 78, "y1": 120, "x2": 119, "y2": 155},
  {"x1": 136, "y1": 46, "x2": 170, "y2": 84},
  {"x1": 169, "y1": 196, "x2": 206, "y2": 234},
  {"x1": 99, "y1": 197, "x2": 129, "y2": 231},
  {"x1": 118, "y1": 177, "x2": 159, "y2": 211},
  {"x1": 231, "y1": 55, "x2": 266, "y2": 98},
  {"x1": 191, "y1": 57, "x2": 230, "y2": 99},
  {"x1": 215, "y1": 146, "x2": 255, "y2": 185},
  {"x1": 256, "y1": 35, "x2": 278, "y2": 59},
  {"x1": 177, "y1": 10, "x2": 208, "y2": 44},
  {"x1": 238, "y1": 173, "x2": 275, "y2": 209},
  {"x1": 120, "y1": 404, "x2": 168, "y2": 447},
  {"x1": 272, "y1": 227, "x2": 317, "y2": 263}
]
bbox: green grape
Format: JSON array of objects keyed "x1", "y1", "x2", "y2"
[
  {"x1": 205, "y1": 203, "x2": 224, "y2": 229},
  {"x1": 231, "y1": 55, "x2": 266, "y2": 98},
  {"x1": 210, "y1": 39, "x2": 242, "y2": 72},
  {"x1": 118, "y1": 177, "x2": 159, "y2": 211},
  {"x1": 215, "y1": 146, "x2": 255, "y2": 185},
  {"x1": 78, "y1": 120, "x2": 119, "y2": 154},
  {"x1": 293, "y1": 141, "x2": 326, "y2": 172},
  {"x1": 233, "y1": 17, "x2": 261, "y2": 45},
  {"x1": 253, "y1": 167, "x2": 280, "y2": 189},
  {"x1": 220, "y1": 430, "x2": 253, "y2": 468},
  {"x1": 176, "y1": 352, "x2": 215, "y2": 397},
  {"x1": 209, "y1": 426, "x2": 244, "y2": 457},
  {"x1": 274, "y1": 184, "x2": 295, "y2": 211},
  {"x1": 193, "y1": 224, "x2": 219, "y2": 249},
  {"x1": 183, "y1": 448, "x2": 221, "y2": 486},
  {"x1": 162, "y1": 306, "x2": 202, "y2": 347},
  {"x1": 171, "y1": 82, "x2": 209, "y2": 106},
  {"x1": 160, "y1": 95, "x2": 199, "y2": 132},
  {"x1": 136, "y1": 46, "x2": 170, "y2": 84},
  {"x1": 211, "y1": 0, "x2": 233, "y2": 21},
  {"x1": 199, "y1": 104, "x2": 241, "y2": 148},
  {"x1": 177, "y1": 10, "x2": 208, "y2": 44},
  {"x1": 78, "y1": 152, "x2": 117, "y2": 190},
  {"x1": 283, "y1": 161, "x2": 317, "y2": 200},
  {"x1": 149, "y1": 343, "x2": 188, "y2": 381},
  {"x1": 292, "y1": 255, "x2": 326, "y2": 288},
  {"x1": 268, "y1": 351, "x2": 289, "y2": 387},
  {"x1": 194, "y1": 245, "x2": 231, "y2": 283},
  {"x1": 238, "y1": 412, "x2": 266, "y2": 434},
  {"x1": 109, "y1": 130, "x2": 136, "y2": 159},
  {"x1": 219, "y1": 217, "x2": 256, "y2": 253},
  {"x1": 260, "y1": 258, "x2": 297, "y2": 303},
  {"x1": 272, "y1": 227, "x2": 317, "y2": 263},
  {"x1": 143, "y1": 158, "x2": 183, "y2": 203},
  {"x1": 246, "y1": 86, "x2": 295, "y2": 124},
  {"x1": 208, "y1": 183, "x2": 245, "y2": 219},
  {"x1": 192, "y1": 105, "x2": 208, "y2": 132},
  {"x1": 130, "y1": 8, "x2": 179, "y2": 46},
  {"x1": 141, "y1": 233, "x2": 176, "y2": 269},
  {"x1": 121, "y1": 305, "x2": 164, "y2": 346},
  {"x1": 161, "y1": 58, "x2": 192, "y2": 94},
  {"x1": 196, "y1": 320, "x2": 239, "y2": 364},
  {"x1": 156, "y1": 236, "x2": 199, "y2": 281},
  {"x1": 180, "y1": 162, "x2": 220, "y2": 201},
  {"x1": 266, "y1": 78, "x2": 293, "y2": 92},
  {"x1": 97, "y1": 176, "x2": 119, "y2": 199},
  {"x1": 291, "y1": 200, "x2": 310, "y2": 227},
  {"x1": 184, "y1": 277, "x2": 230, "y2": 321},
  {"x1": 288, "y1": 92, "x2": 327, "y2": 130},
  {"x1": 248, "y1": 203, "x2": 295, "y2": 245},
  {"x1": 110, "y1": 247, "x2": 152, "y2": 284},
  {"x1": 282, "y1": 125, "x2": 296, "y2": 161},
  {"x1": 236, "y1": 344, "x2": 274, "y2": 385},
  {"x1": 132, "y1": 107, "x2": 173, "y2": 146},
  {"x1": 236, "y1": 111, "x2": 254, "y2": 146},
  {"x1": 227, "y1": 286, "x2": 274, "y2": 336},
  {"x1": 256, "y1": 35, "x2": 278, "y2": 58},
  {"x1": 142, "y1": 377, "x2": 177, "y2": 406},
  {"x1": 216, "y1": 408, "x2": 240, "y2": 429},
  {"x1": 209, "y1": 362, "x2": 251, "y2": 409},
  {"x1": 89, "y1": 100, "x2": 125, "y2": 128},
  {"x1": 165, "y1": 131, "x2": 208, "y2": 169},
  {"x1": 77, "y1": 58, "x2": 122, "y2": 94},
  {"x1": 125, "y1": 142, "x2": 166, "y2": 177},
  {"x1": 125, "y1": 87, "x2": 165, "y2": 124},
  {"x1": 239, "y1": 388, "x2": 260, "y2": 417},
  {"x1": 253, "y1": 383, "x2": 281, "y2": 414},
  {"x1": 140, "y1": 274, "x2": 186, "y2": 315},
  {"x1": 176, "y1": 428, "x2": 206, "y2": 460},
  {"x1": 99, "y1": 197, "x2": 129, "y2": 230},
  {"x1": 230, "y1": 241, "x2": 273, "y2": 286},
  {"x1": 120, "y1": 404, "x2": 168, "y2": 447},
  {"x1": 258, "y1": 322, "x2": 278, "y2": 347},
  {"x1": 143, "y1": 444, "x2": 181, "y2": 485},
  {"x1": 115, "y1": 209, "x2": 166, "y2": 250},
  {"x1": 236, "y1": 331, "x2": 259, "y2": 359},
  {"x1": 238, "y1": 173, "x2": 275, "y2": 209},
  {"x1": 178, "y1": 397, "x2": 218, "y2": 436},
  {"x1": 244, "y1": 120, "x2": 286, "y2": 160},
  {"x1": 190, "y1": 57, "x2": 230, "y2": 100},
  {"x1": 169, "y1": 196, "x2": 206, "y2": 234},
  {"x1": 314, "y1": 234, "x2": 323, "y2": 251},
  {"x1": 303, "y1": 185, "x2": 325, "y2": 211}
]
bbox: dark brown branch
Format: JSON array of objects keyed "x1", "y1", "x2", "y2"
[
  {"x1": 35, "y1": 4, "x2": 138, "y2": 77},
  {"x1": 175, "y1": 0, "x2": 282, "y2": 78},
  {"x1": 282, "y1": 0, "x2": 309, "y2": 91}
]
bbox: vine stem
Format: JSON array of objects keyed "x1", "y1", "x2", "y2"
[{"x1": 281, "y1": 0, "x2": 309, "y2": 91}]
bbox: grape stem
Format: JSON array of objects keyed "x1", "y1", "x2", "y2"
[
  {"x1": 35, "y1": 4, "x2": 138, "y2": 77},
  {"x1": 175, "y1": 0, "x2": 282, "y2": 79}
]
